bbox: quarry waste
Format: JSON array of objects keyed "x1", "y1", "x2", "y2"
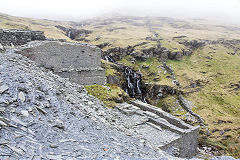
[{"x1": 0, "y1": 48, "x2": 173, "y2": 159}]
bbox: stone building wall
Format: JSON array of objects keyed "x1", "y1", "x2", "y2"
[
  {"x1": 19, "y1": 41, "x2": 106, "y2": 85},
  {"x1": 0, "y1": 29, "x2": 45, "y2": 46},
  {"x1": 116, "y1": 100, "x2": 200, "y2": 158}
]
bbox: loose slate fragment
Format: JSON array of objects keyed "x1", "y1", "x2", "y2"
[
  {"x1": 18, "y1": 92, "x2": 26, "y2": 102},
  {"x1": 0, "y1": 85, "x2": 9, "y2": 94},
  {"x1": 11, "y1": 116, "x2": 27, "y2": 127}
]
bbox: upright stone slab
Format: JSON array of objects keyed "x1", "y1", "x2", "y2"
[{"x1": 19, "y1": 41, "x2": 106, "y2": 85}]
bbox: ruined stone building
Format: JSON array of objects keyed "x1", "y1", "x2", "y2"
[
  {"x1": 0, "y1": 29, "x2": 106, "y2": 85},
  {"x1": 19, "y1": 41, "x2": 106, "y2": 85}
]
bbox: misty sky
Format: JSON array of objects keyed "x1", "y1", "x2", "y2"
[{"x1": 0, "y1": 0, "x2": 240, "y2": 24}]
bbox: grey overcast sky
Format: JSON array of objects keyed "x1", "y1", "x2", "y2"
[{"x1": 0, "y1": 0, "x2": 240, "y2": 24}]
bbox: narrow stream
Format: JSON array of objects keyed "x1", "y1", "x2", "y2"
[{"x1": 104, "y1": 56, "x2": 147, "y2": 103}]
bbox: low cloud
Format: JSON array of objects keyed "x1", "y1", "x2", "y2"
[{"x1": 0, "y1": 0, "x2": 240, "y2": 25}]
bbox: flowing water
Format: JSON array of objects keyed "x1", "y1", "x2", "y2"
[{"x1": 104, "y1": 55, "x2": 147, "y2": 102}]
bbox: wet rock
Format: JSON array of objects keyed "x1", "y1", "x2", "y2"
[
  {"x1": 182, "y1": 49, "x2": 192, "y2": 56},
  {"x1": 160, "y1": 50, "x2": 169, "y2": 60},
  {"x1": 222, "y1": 135, "x2": 232, "y2": 140},
  {"x1": 145, "y1": 36, "x2": 158, "y2": 41},
  {"x1": 147, "y1": 84, "x2": 179, "y2": 100},
  {"x1": 32, "y1": 156, "x2": 42, "y2": 160},
  {"x1": 55, "y1": 25, "x2": 92, "y2": 40}
]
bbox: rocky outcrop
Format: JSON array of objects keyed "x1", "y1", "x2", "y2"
[
  {"x1": 0, "y1": 29, "x2": 45, "y2": 46},
  {"x1": 103, "y1": 45, "x2": 192, "y2": 62},
  {"x1": 211, "y1": 39, "x2": 240, "y2": 54},
  {"x1": 146, "y1": 84, "x2": 180, "y2": 100},
  {"x1": 55, "y1": 25, "x2": 92, "y2": 40},
  {"x1": 179, "y1": 40, "x2": 205, "y2": 50},
  {"x1": 103, "y1": 46, "x2": 134, "y2": 61}
]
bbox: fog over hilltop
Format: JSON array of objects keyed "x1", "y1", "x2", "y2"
[{"x1": 0, "y1": 0, "x2": 240, "y2": 25}]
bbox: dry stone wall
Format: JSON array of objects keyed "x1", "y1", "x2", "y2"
[{"x1": 0, "y1": 29, "x2": 45, "y2": 46}]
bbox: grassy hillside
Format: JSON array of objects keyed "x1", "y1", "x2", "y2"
[
  {"x1": 1, "y1": 13, "x2": 240, "y2": 158},
  {"x1": 0, "y1": 12, "x2": 72, "y2": 40},
  {"x1": 168, "y1": 45, "x2": 240, "y2": 157}
]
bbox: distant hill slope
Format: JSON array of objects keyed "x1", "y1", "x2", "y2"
[{"x1": 0, "y1": 12, "x2": 72, "y2": 40}]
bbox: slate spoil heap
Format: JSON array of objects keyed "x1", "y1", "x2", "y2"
[{"x1": 0, "y1": 50, "x2": 177, "y2": 160}]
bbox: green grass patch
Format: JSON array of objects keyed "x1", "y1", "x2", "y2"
[{"x1": 85, "y1": 84, "x2": 129, "y2": 108}]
